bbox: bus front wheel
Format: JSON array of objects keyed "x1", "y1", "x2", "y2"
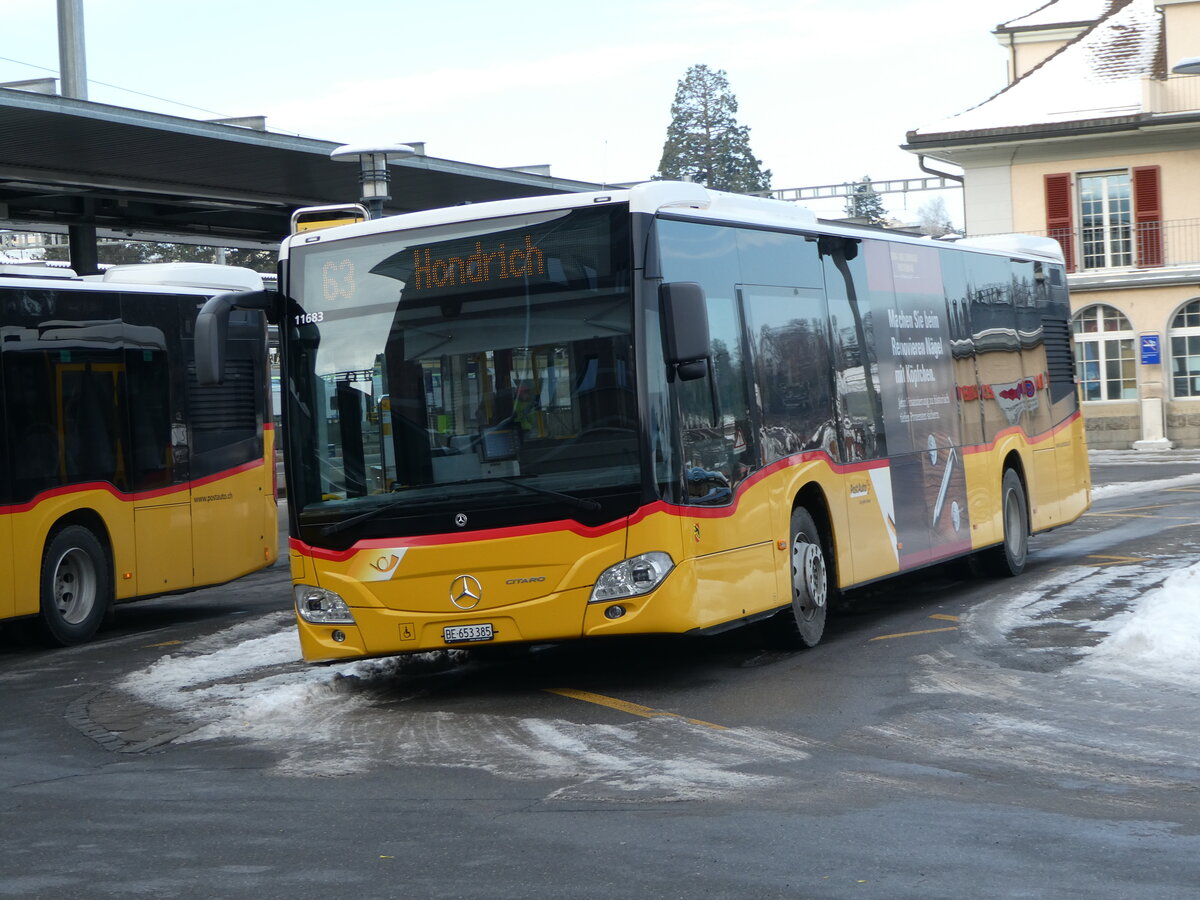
[
  {"x1": 768, "y1": 507, "x2": 829, "y2": 649},
  {"x1": 985, "y1": 469, "x2": 1029, "y2": 577},
  {"x1": 38, "y1": 526, "x2": 112, "y2": 646}
]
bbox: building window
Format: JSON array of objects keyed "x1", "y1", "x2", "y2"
[
  {"x1": 1072, "y1": 304, "x2": 1137, "y2": 400},
  {"x1": 1170, "y1": 299, "x2": 1200, "y2": 398},
  {"x1": 1045, "y1": 167, "x2": 1161, "y2": 273},
  {"x1": 1079, "y1": 173, "x2": 1132, "y2": 269}
]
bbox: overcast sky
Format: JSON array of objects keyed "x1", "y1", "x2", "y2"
[{"x1": 3, "y1": 0, "x2": 1043, "y2": 223}]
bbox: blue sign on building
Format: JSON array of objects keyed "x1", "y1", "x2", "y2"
[{"x1": 1140, "y1": 333, "x2": 1162, "y2": 365}]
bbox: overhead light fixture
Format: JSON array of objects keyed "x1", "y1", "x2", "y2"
[{"x1": 330, "y1": 143, "x2": 417, "y2": 219}]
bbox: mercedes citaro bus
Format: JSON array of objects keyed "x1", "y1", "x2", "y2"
[
  {"x1": 196, "y1": 182, "x2": 1089, "y2": 663},
  {"x1": 1, "y1": 262, "x2": 278, "y2": 645}
]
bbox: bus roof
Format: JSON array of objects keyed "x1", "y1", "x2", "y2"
[
  {"x1": 0, "y1": 261, "x2": 264, "y2": 292},
  {"x1": 282, "y1": 181, "x2": 1065, "y2": 265}
]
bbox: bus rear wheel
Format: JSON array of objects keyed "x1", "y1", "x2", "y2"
[
  {"x1": 984, "y1": 469, "x2": 1029, "y2": 577},
  {"x1": 38, "y1": 526, "x2": 111, "y2": 646},
  {"x1": 768, "y1": 508, "x2": 829, "y2": 649}
]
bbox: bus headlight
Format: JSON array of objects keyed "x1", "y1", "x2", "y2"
[
  {"x1": 295, "y1": 586, "x2": 356, "y2": 625},
  {"x1": 589, "y1": 552, "x2": 674, "y2": 603}
]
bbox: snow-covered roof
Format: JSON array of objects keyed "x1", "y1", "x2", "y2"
[
  {"x1": 998, "y1": 0, "x2": 1123, "y2": 31},
  {"x1": 911, "y1": 0, "x2": 1159, "y2": 140}
]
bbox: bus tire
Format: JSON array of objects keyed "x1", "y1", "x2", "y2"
[
  {"x1": 985, "y1": 469, "x2": 1029, "y2": 577},
  {"x1": 38, "y1": 525, "x2": 112, "y2": 646},
  {"x1": 769, "y1": 507, "x2": 829, "y2": 649}
]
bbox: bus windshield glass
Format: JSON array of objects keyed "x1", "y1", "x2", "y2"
[{"x1": 284, "y1": 203, "x2": 637, "y2": 542}]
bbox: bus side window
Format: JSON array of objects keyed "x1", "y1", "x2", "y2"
[
  {"x1": 122, "y1": 294, "x2": 183, "y2": 490},
  {"x1": 939, "y1": 249, "x2": 985, "y2": 449},
  {"x1": 4, "y1": 349, "x2": 60, "y2": 496},
  {"x1": 657, "y1": 219, "x2": 755, "y2": 504},
  {"x1": 742, "y1": 285, "x2": 836, "y2": 462},
  {"x1": 676, "y1": 292, "x2": 755, "y2": 505},
  {"x1": 968, "y1": 255, "x2": 1023, "y2": 443},
  {"x1": 821, "y1": 239, "x2": 887, "y2": 462}
]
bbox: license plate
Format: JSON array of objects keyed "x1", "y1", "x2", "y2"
[{"x1": 443, "y1": 623, "x2": 494, "y2": 644}]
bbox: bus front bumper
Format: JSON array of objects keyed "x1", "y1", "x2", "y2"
[{"x1": 296, "y1": 585, "x2": 596, "y2": 662}]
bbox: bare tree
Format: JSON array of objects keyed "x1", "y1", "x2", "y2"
[{"x1": 918, "y1": 196, "x2": 956, "y2": 236}]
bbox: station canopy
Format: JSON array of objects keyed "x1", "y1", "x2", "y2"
[{"x1": 0, "y1": 88, "x2": 602, "y2": 251}]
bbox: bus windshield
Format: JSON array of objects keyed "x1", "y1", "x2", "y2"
[{"x1": 284, "y1": 203, "x2": 638, "y2": 544}]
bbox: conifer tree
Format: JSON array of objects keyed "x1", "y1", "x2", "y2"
[
  {"x1": 657, "y1": 64, "x2": 771, "y2": 193},
  {"x1": 844, "y1": 176, "x2": 888, "y2": 225}
]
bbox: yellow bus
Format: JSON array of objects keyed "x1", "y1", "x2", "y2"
[
  {"x1": 198, "y1": 181, "x2": 1089, "y2": 662},
  {"x1": 1, "y1": 262, "x2": 279, "y2": 645}
]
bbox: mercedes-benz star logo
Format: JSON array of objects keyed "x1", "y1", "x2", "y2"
[
  {"x1": 454, "y1": 512, "x2": 468, "y2": 528},
  {"x1": 450, "y1": 574, "x2": 482, "y2": 610}
]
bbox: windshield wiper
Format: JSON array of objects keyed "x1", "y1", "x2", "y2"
[
  {"x1": 317, "y1": 476, "x2": 600, "y2": 536},
  {"x1": 319, "y1": 495, "x2": 412, "y2": 536},
  {"x1": 490, "y1": 477, "x2": 601, "y2": 513}
]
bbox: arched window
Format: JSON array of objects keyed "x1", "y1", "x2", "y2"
[
  {"x1": 1169, "y1": 299, "x2": 1200, "y2": 398},
  {"x1": 1072, "y1": 304, "x2": 1137, "y2": 401}
]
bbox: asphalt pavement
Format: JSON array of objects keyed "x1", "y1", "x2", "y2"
[{"x1": 2, "y1": 455, "x2": 1200, "y2": 899}]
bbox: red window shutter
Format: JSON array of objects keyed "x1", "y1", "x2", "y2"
[
  {"x1": 1133, "y1": 165, "x2": 1163, "y2": 268},
  {"x1": 1044, "y1": 173, "x2": 1075, "y2": 273}
]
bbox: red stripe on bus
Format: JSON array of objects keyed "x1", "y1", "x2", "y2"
[
  {"x1": 294, "y1": 515, "x2": 628, "y2": 561},
  {"x1": 291, "y1": 450, "x2": 885, "y2": 562},
  {"x1": 288, "y1": 411, "x2": 1082, "y2": 563},
  {"x1": 961, "y1": 410, "x2": 1082, "y2": 455},
  {"x1": 0, "y1": 458, "x2": 266, "y2": 515}
]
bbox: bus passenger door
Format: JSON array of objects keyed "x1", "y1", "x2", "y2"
[
  {"x1": 0, "y1": 513, "x2": 11, "y2": 621},
  {"x1": 187, "y1": 313, "x2": 270, "y2": 585},
  {"x1": 820, "y1": 239, "x2": 896, "y2": 584},
  {"x1": 121, "y1": 295, "x2": 194, "y2": 596},
  {"x1": 0, "y1": 353, "x2": 12, "y2": 619},
  {"x1": 676, "y1": 290, "x2": 780, "y2": 626}
]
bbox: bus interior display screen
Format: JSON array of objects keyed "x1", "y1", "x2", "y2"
[{"x1": 479, "y1": 427, "x2": 519, "y2": 462}]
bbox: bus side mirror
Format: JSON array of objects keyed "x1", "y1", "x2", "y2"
[
  {"x1": 661, "y1": 281, "x2": 710, "y2": 382},
  {"x1": 196, "y1": 290, "x2": 278, "y2": 385}
]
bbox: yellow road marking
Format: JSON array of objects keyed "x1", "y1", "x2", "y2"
[
  {"x1": 1165, "y1": 487, "x2": 1200, "y2": 493},
  {"x1": 869, "y1": 626, "x2": 958, "y2": 642},
  {"x1": 546, "y1": 688, "x2": 727, "y2": 730},
  {"x1": 1085, "y1": 503, "x2": 1178, "y2": 519},
  {"x1": 1085, "y1": 554, "x2": 1148, "y2": 567},
  {"x1": 929, "y1": 614, "x2": 959, "y2": 622},
  {"x1": 143, "y1": 639, "x2": 183, "y2": 648}
]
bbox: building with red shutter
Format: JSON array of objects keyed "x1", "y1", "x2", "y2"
[{"x1": 905, "y1": 0, "x2": 1200, "y2": 449}]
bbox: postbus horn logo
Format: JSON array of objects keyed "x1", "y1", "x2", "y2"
[{"x1": 450, "y1": 575, "x2": 483, "y2": 610}]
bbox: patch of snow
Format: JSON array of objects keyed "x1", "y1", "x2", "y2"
[
  {"x1": 1002, "y1": 0, "x2": 1116, "y2": 30},
  {"x1": 1078, "y1": 560, "x2": 1200, "y2": 686},
  {"x1": 116, "y1": 616, "x2": 812, "y2": 797},
  {"x1": 1092, "y1": 473, "x2": 1200, "y2": 500},
  {"x1": 914, "y1": 0, "x2": 1159, "y2": 136}
]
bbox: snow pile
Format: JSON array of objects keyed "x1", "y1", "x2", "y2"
[
  {"x1": 1092, "y1": 473, "x2": 1200, "y2": 500},
  {"x1": 122, "y1": 622, "x2": 302, "y2": 699},
  {"x1": 117, "y1": 615, "x2": 811, "y2": 795},
  {"x1": 1080, "y1": 560, "x2": 1200, "y2": 687}
]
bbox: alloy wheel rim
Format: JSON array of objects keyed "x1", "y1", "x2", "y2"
[
  {"x1": 792, "y1": 534, "x2": 827, "y2": 619},
  {"x1": 53, "y1": 548, "x2": 97, "y2": 626},
  {"x1": 1005, "y1": 491, "x2": 1026, "y2": 564}
]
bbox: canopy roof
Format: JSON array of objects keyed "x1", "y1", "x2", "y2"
[{"x1": 0, "y1": 89, "x2": 599, "y2": 249}]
